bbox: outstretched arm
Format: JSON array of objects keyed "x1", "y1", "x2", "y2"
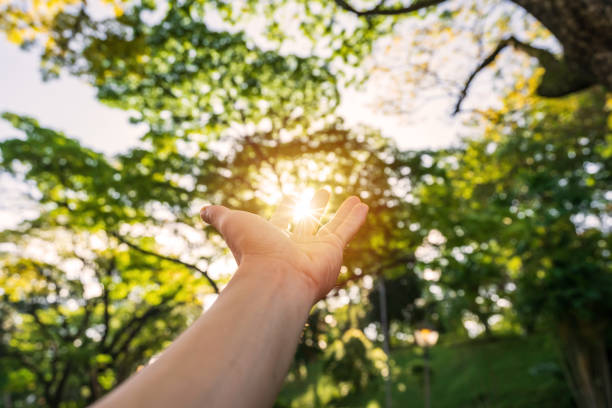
[{"x1": 92, "y1": 191, "x2": 368, "y2": 408}]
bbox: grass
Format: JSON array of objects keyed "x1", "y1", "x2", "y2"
[{"x1": 276, "y1": 334, "x2": 573, "y2": 408}]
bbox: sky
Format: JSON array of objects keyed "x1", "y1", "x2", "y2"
[
  {"x1": 0, "y1": 36, "x2": 463, "y2": 156},
  {"x1": 0, "y1": 38, "x2": 147, "y2": 155}
]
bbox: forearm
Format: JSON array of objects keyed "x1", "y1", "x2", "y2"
[
  {"x1": 91, "y1": 193, "x2": 367, "y2": 408},
  {"x1": 93, "y1": 259, "x2": 315, "y2": 408}
]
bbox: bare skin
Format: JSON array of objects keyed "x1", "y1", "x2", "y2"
[{"x1": 92, "y1": 190, "x2": 368, "y2": 408}]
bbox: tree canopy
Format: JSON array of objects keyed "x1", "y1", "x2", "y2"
[{"x1": 1, "y1": 1, "x2": 611, "y2": 407}]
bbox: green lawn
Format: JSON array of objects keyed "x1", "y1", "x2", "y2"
[{"x1": 276, "y1": 335, "x2": 573, "y2": 408}]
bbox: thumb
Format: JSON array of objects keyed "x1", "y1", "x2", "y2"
[
  {"x1": 200, "y1": 205, "x2": 231, "y2": 233},
  {"x1": 200, "y1": 205, "x2": 242, "y2": 263}
]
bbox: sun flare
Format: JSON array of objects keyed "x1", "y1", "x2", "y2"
[{"x1": 292, "y1": 190, "x2": 315, "y2": 222}]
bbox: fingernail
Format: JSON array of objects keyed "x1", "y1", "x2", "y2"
[{"x1": 200, "y1": 206, "x2": 209, "y2": 221}]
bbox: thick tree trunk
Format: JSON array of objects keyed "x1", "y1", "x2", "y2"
[
  {"x1": 558, "y1": 320, "x2": 612, "y2": 408},
  {"x1": 512, "y1": 0, "x2": 612, "y2": 89}
]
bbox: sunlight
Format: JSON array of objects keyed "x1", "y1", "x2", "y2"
[{"x1": 292, "y1": 189, "x2": 315, "y2": 222}]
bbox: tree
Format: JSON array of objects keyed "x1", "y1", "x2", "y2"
[
  {"x1": 331, "y1": 0, "x2": 611, "y2": 111},
  {"x1": 2, "y1": 0, "x2": 339, "y2": 148},
  {"x1": 2, "y1": 0, "x2": 611, "y2": 117},
  {"x1": 0, "y1": 107, "x2": 420, "y2": 406},
  {"x1": 483, "y1": 88, "x2": 611, "y2": 408},
  {"x1": 0, "y1": 252, "x2": 205, "y2": 407},
  {"x1": 0, "y1": 114, "x2": 219, "y2": 406},
  {"x1": 196, "y1": 119, "x2": 419, "y2": 280},
  {"x1": 397, "y1": 83, "x2": 611, "y2": 406},
  {"x1": 324, "y1": 328, "x2": 388, "y2": 399},
  {"x1": 2, "y1": 1, "x2": 610, "y2": 406}
]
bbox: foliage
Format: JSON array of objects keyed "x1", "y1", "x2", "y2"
[
  {"x1": 0, "y1": 0, "x2": 125, "y2": 45},
  {"x1": 1, "y1": 1, "x2": 611, "y2": 406},
  {"x1": 390, "y1": 86, "x2": 612, "y2": 405},
  {"x1": 0, "y1": 114, "x2": 218, "y2": 407},
  {"x1": 0, "y1": 109, "x2": 415, "y2": 407},
  {"x1": 4, "y1": 0, "x2": 341, "y2": 145},
  {"x1": 195, "y1": 121, "x2": 420, "y2": 283},
  {"x1": 280, "y1": 335, "x2": 572, "y2": 408},
  {"x1": 0, "y1": 249, "x2": 204, "y2": 407},
  {"x1": 3, "y1": 0, "x2": 611, "y2": 118},
  {"x1": 323, "y1": 329, "x2": 387, "y2": 396},
  {"x1": 398, "y1": 87, "x2": 611, "y2": 333}
]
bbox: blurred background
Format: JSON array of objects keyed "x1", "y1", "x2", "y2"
[{"x1": 0, "y1": 0, "x2": 610, "y2": 407}]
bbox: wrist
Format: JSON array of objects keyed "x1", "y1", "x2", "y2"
[{"x1": 234, "y1": 256, "x2": 318, "y2": 309}]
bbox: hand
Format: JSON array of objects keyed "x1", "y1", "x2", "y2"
[{"x1": 200, "y1": 190, "x2": 368, "y2": 301}]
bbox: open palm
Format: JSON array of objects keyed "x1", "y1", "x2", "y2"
[{"x1": 200, "y1": 190, "x2": 368, "y2": 299}]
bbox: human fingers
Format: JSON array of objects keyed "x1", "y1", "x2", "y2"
[
  {"x1": 317, "y1": 195, "x2": 361, "y2": 236},
  {"x1": 201, "y1": 205, "x2": 245, "y2": 262},
  {"x1": 333, "y1": 203, "x2": 369, "y2": 246},
  {"x1": 269, "y1": 195, "x2": 296, "y2": 230},
  {"x1": 294, "y1": 189, "x2": 330, "y2": 236},
  {"x1": 201, "y1": 205, "x2": 236, "y2": 242}
]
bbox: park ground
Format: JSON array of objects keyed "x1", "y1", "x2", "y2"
[{"x1": 277, "y1": 334, "x2": 572, "y2": 408}]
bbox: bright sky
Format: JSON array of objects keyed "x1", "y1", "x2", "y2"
[
  {"x1": 0, "y1": 37, "x2": 147, "y2": 155},
  {"x1": 0, "y1": 36, "x2": 462, "y2": 156}
]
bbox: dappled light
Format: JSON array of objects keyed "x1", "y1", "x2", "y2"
[{"x1": 1, "y1": 0, "x2": 611, "y2": 407}]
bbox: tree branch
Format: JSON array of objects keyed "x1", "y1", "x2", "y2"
[
  {"x1": 100, "y1": 258, "x2": 113, "y2": 346},
  {"x1": 453, "y1": 35, "x2": 595, "y2": 115},
  {"x1": 51, "y1": 360, "x2": 73, "y2": 407},
  {"x1": 64, "y1": 302, "x2": 92, "y2": 342},
  {"x1": 453, "y1": 37, "x2": 515, "y2": 115},
  {"x1": 243, "y1": 134, "x2": 284, "y2": 194},
  {"x1": 26, "y1": 306, "x2": 57, "y2": 341},
  {"x1": 106, "y1": 290, "x2": 182, "y2": 357},
  {"x1": 111, "y1": 232, "x2": 219, "y2": 293},
  {"x1": 335, "y1": 0, "x2": 446, "y2": 16}
]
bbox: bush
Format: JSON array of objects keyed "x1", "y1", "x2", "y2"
[{"x1": 323, "y1": 329, "x2": 387, "y2": 395}]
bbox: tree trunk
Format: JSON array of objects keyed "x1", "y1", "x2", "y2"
[
  {"x1": 558, "y1": 319, "x2": 612, "y2": 408},
  {"x1": 474, "y1": 309, "x2": 493, "y2": 337},
  {"x1": 3, "y1": 392, "x2": 12, "y2": 408},
  {"x1": 377, "y1": 278, "x2": 393, "y2": 408},
  {"x1": 512, "y1": 0, "x2": 612, "y2": 89},
  {"x1": 89, "y1": 366, "x2": 103, "y2": 403},
  {"x1": 424, "y1": 347, "x2": 431, "y2": 408}
]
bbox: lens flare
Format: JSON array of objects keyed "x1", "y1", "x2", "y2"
[{"x1": 292, "y1": 190, "x2": 315, "y2": 222}]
